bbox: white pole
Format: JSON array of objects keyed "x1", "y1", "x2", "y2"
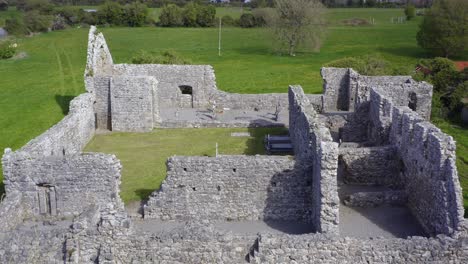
[
  {"x1": 218, "y1": 17, "x2": 222, "y2": 57},
  {"x1": 216, "y1": 142, "x2": 218, "y2": 157}
]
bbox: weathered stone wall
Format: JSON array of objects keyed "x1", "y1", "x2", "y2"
[
  {"x1": 93, "y1": 76, "x2": 112, "y2": 130},
  {"x1": 0, "y1": 192, "x2": 25, "y2": 232},
  {"x1": 110, "y1": 76, "x2": 159, "y2": 132},
  {"x1": 339, "y1": 146, "x2": 400, "y2": 186},
  {"x1": 18, "y1": 93, "x2": 95, "y2": 156},
  {"x1": 2, "y1": 152, "x2": 123, "y2": 218},
  {"x1": 288, "y1": 85, "x2": 339, "y2": 234},
  {"x1": 113, "y1": 64, "x2": 215, "y2": 109},
  {"x1": 144, "y1": 155, "x2": 315, "y2": 222},
  {"x1": 321, "y1": 67, "x2": 430, "y2": 118},
  {"x1": 84, "y1": 26, "x2": 113, "y2": 85},
  {"x1": 321, "y1": 67, "x2": 349, "y2": 111},
  {"x1": 257, "y1": 233, "x2": 468, "y2": 263},
  {"x1": 0, "y1": 222, "x2": 70, "y2": 264},
  {"x1": 390, "y1": 105, "x2": 464, "y2": 236}
]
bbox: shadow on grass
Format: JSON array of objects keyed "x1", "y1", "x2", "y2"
[
  {"x1": 55, "y1": 95, "x2": 75, "y2": 115},
  {"x1": 135, "y1": 188, "x2": 155, "y2": 201}
]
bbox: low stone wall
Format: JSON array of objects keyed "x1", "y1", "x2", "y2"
[
  {"x1": 390, "y1": 105, "x2": 464, "y2": 236},
  {"x1": 288, "y1": 85, "x2": 339, "y2": 234},
  {"x1": 339, "y1": 146, "x2": 400, "y2": 186},
  {"x1": 18, "y1": 93, "x2": 95, "y2": 156},
  {"x1": 2, "y1": 152, "x2": 123, "y2": 218},
  {"x1": 144, "y1": 155, "x2": 314, "y2": 222},
  {"x1": 257, "y1": 233, "x2": 468, "y2": 263}
]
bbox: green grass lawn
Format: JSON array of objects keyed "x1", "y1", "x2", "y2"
[
  {"x1": 84, "y1": 127, "x2": 287, "y2": 203},
  {"x1": 0, "y1": 8, "x2": 467, "y2": 212}
]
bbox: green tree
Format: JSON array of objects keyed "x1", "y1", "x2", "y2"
[
  {"x1": 24, "y1": 0, "x2": 54, "y2": 14},
  {"x1": 182, "y1": 2, "x2": 198, "y2": 27},
  {"x1": 405, "y1": 4, "x2": 416, "y2": 20},
  {"x1": 97, "y1": 1, "x2": 124, "y2": 25},
  {"x1": 238, "y1": 13, "x2": 256, "y2": 28},
  {"x1": 124, "y1": 1, "x2": 148, "y2": 27},
  {"x1": 24, "y1": 10, "x2": 52, "y2": 32},
  {"x1": 196, "y1": 4, "x2": 215, "y2": 27},
  {"x1": 270, "y1": 0, "x2": 327, "y2": 56},
  {"x1": 416, "y1": 0, "x2": 468, "y2": 58},
  {"x1": 159, "y1": 4, "x2": 183, "y2": 27}
]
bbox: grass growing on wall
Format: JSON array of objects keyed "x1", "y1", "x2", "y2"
[{"x1": 84, "y1": 127, "x2": 287, "y2": 203}]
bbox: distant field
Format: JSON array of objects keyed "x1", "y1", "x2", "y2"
[
  {"x1": 0, "y1": 8, "x2": 466, "y2": 210},
  {"x1": 85, "y1": 127, "x2": 287, "y2": 203}
]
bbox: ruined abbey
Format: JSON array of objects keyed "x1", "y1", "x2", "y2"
[{"x1": 0, "y1": 26, "x2": 467, "y2": 263}]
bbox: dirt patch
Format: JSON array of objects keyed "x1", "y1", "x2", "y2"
[{"x1": 341, "y1": 18, "x2": 371, "y2": 26}]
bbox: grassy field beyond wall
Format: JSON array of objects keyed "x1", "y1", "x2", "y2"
[{"x1": 0, "y1": 8, "x2": 466, "y2": 212}]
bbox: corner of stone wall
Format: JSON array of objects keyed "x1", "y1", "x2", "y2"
[{"x1": 388, "y1": 101, "x2": 464, "y2": 236}]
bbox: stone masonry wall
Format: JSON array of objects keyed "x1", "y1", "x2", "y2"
[
  {"x1": 18, "y1": 93, "x2": 95, "y2": 156},
  {"x1": 257, "y1": 233, "x2": 468, "y2": 263},
  {"x1": 1, "y1": 152, "x2": 123, "y2": 218},
  {"x1": 339, "y1": 146, "x2": 400, "y2": 186},
  {"x1": 367, "y1": 87, "x2": 464, "y2": 236},
  {"x1": 113, "y1": 64, "x2": 214, "y2": 109},
  {"x1": 0, "y1": 192, "x2": 25, "y2": 232},
  {"x1": 288, "y1": 85, "x2": 340, "y2": 234},
  {"x1": 110, "y1": 76, "x2": 159, "y2": 132},
  {"x1": 84, "y1": 26, "x2": 113, "y2": 84},
  {"x1": 390, "y1": 105, "x2": 464, "y2": 236},
  {"x1": 321, "y1": 67, "x2": 429, "y2": 116},
  {"x1": 144, "y1": 155, "x2": 314, "y2": 222}
]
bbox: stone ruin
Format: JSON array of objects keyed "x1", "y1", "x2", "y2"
[{"x1": 0, "y1": 26, "x2": 467, "y2": 263}]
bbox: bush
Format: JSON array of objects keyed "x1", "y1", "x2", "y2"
[
  {"x1": 159, "y1": 4, "x2": 183, "y2": 27},
  {"x1": 324, "y1": 54, "x2": 400, "y2": 76},
  {"x1": 196, "y1": 4, "x2": 216, "y2": 27},
  {"x1": 97, "y1": 1, "x2": 124, "y2": 25},
  {"x1": 131, "y1": 49, "x2": 192, "y2": 65},
  {"x1": 182, "y1": 2, "x2": 198, "y2": 27},
  {"x1": 24, "y1": 0, "x2": 54, "y2": 14},
  {"x1": 24, "y1": 10, "x2": 52, "y2": 33},
  {"x1": 238, "y1": 13, "x2": 256, "y2": 28},
  {"x1": 0, "y1": 40, "x2": 17, "y2": 59},
  {"x1": 51, "y1": 14, "x2": 67, "y2": 30},
  {"x1": 80, "y1": 11, "x2": 98, "y2": 25},
  {"x1": 404, "y1": 4, "x2": 416, "y2": 20},
  {"x1": 4, "y1": 17, "x2": 28, "y2": 36},
  {"x1": 252, "y1": 8, "x2": 273, "y2": 27},
  {"x1": 123, "y1": 1, "x2": 148, "y2": 27},
  {"x1": 55, "y1": 6, "x2": 82, "y2": 25},
  {"x1": 324, "y1": 57, "x2": 366, "y2": 72},
  {"x1": 221, "y1": 15, "x2": 234, "y2": 26}
]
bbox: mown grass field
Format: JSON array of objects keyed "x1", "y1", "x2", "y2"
[
  {"x1": 0, "y1": 8, "x2": 466, "y2": 209},
  {"x1": 85, "y1": 127, "x2": 287, "y2": 203}
]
